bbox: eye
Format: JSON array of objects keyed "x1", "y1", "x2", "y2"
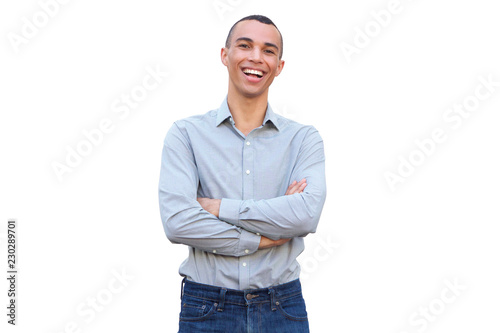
[
  {"x1": 238, "y1": 43, "x2": 250, "y2": 49},
  {"x1": 264, "y1": 49, "x2": 276, "y2": 55}
]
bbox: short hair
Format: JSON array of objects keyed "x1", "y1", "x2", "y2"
[{"x1": 225, "y1": 15, "x2": 283, "y2": 59}]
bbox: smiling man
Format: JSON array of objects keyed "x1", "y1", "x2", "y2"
[{"x1": 159, "y1": 15, "x2": 326, "y2": 332}]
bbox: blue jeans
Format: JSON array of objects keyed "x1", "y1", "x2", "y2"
[{"x1": 178, "y1": 278, "x2": 310, "y2": 333}]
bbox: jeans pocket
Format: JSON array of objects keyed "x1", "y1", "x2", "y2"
[
  {"x1": 276, "y1": 293, "x2": 308, "y2": 321},
  {"x1": 179, "y1": 294, "x2": 217, "y2": 322}
]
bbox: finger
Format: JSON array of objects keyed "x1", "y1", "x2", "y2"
[
  {"x1": 287, "y1": 183, "x2": 301, "y2": 195},
  {"x1": 277, "y1": 238, "x2": 291, "y2": 246},
  {"x1": 287, "y1": 179, "x2": 307, "y2": 195},
  {"x1": 293, "y1": 179, "x2": 307, "y2": 193},
  {"x1": 285, "y1": 180, "x2": 297, "y2": 195}
]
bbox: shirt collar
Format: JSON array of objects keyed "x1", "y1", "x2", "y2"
[{"x1": 215, "y1": 97, "x2": 281, "y2": 131}]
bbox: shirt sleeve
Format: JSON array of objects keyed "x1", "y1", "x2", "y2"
[
  {"x1": 158, "y1": 122, "x2": 261, "y2": 256},
  {"x1": 219, "y1": 127, "x2": 327, "y2": 240}
]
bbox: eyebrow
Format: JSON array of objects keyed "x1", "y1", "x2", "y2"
[{"x1": 235, "y1": 37, "x2": 279, "y2": 51}]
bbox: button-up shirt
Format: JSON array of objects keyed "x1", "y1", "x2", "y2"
[{"x1": 158, "y1": 98, "x2": 326, "y2": 289}]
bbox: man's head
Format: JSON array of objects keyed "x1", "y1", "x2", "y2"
[
  {"x1": 221, "y1": 15, "x2": 285, "y2": 100},
  {"x1": 225, "y1": 15, "x2": 283, "y2": 60}
]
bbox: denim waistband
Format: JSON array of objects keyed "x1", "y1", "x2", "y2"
[{"x1": 181, "y1": 278, "x2": 303, "y2": 310}]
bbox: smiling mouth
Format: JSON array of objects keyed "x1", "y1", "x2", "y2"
[{"x1": 243, "y1": 68, "x2": 264, "y2": 78}]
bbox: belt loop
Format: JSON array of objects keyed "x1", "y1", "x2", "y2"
[
  {"x1": 180, "y1": 277, "x2": 186, "y2": 300},
  {"x1": 217, "y1": 288, "x2": 227, "y2": 312},
  {"x1": 269, "y1": 288, "x2": 277, "y2": 311}
]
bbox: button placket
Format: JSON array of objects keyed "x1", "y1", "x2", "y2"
[
  {"x1": 242, "y1": 138, "x2": 254, "y2": 200},
  {"x1": 239, "y1": 136, "x2": 254, "y2": 289}
]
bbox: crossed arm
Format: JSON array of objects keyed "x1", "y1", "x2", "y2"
[
  {"x1": 159, "y1": 123, "x2": 326, "y2": 257},
  {"x1": 197, "y1": 179, "x2": 308, "y2": 249}
]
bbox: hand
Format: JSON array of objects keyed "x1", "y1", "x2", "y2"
[
  {"x1": 197, "y1": 198, "x2": 221, "y2": 217},
  {"x1": 258, "y1": 236, "x2": 291, "y2": 249},
  {"x1": 285, "y1": 178, "x2": 307, "y2": 195}
]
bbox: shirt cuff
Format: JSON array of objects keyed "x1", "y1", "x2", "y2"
[
  {"x1": 219, "y1": 198, "x2": 241, "y2": 226},
  {"x1": 237, "y1": 230, "x2": 261, "y2": 256}
]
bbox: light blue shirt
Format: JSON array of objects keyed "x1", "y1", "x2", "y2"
[{"x1": 158, "y1": 98, "x2": 326, "y2": 289}]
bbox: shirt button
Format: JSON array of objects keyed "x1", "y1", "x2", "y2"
[
  {"x1": 213, "y1": 250, "x2": 217, "y2": 253},
  {"x1": 246, "y1": 170, "x2": 250, "y2": 175},
  {"x1": 256, "y1": 233, "x2": 260, "y2": 236},
  {"x1": 245, "y1": 249, "x2": 249, "y2": 254},
  {"x1": 246, "y1": 141, "x2": 251, "y2": 146},
  {"x1": 242, "y1": 262, "x2": 247, "y2": 267}
]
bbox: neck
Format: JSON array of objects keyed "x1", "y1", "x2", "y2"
[{"x1": 227, "y1": 89, "x2": 269, "y2": 136}]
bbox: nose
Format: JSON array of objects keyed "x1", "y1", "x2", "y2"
[{"x1": 248, "y1": 47, "x2": 263, "y2": 63}]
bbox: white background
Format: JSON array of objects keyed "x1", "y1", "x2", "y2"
[{"x1": 1, "y1": 0, "x2": 499, "y2": 332}]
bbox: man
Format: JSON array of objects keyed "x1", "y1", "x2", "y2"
[{"x1": 159, "y1": 15, "x2": 326, "y2": 332}]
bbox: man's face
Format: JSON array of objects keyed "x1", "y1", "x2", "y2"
[{"x1": 221, "y1": 20, "x2": 285, "y2": 99}]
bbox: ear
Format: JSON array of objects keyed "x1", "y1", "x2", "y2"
[
  {"x1": 221, "y1": 47, "x2": 229, "y2": 66},
  {"x1": 275, "y1": 59, "x2": 285, "y2": 77}
]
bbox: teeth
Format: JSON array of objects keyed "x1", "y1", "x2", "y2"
[{"x1": 243, "y1": 69, "x2": 264, "y2": 77}]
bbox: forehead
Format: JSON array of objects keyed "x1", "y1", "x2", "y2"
[{"x1": 230, "y1": 20, "x2": 281, "y2": 45}]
